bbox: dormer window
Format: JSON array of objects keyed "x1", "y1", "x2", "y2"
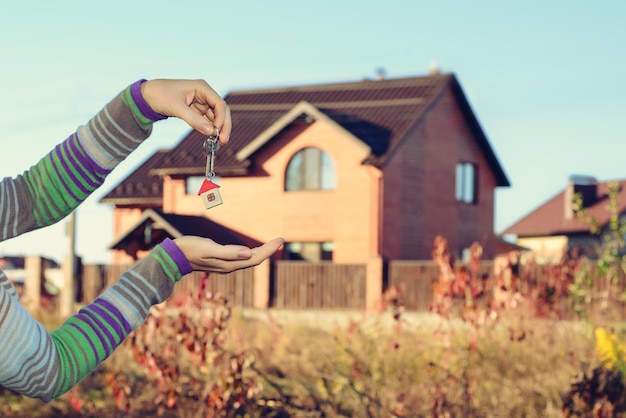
[
  {"x1": 285, "y1": 147, "x2": 336, "y2": 191},
  {"x1": 456, "y1": 162, "x2": 477, "y2": 204}
]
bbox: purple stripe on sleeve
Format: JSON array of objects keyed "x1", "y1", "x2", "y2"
[
  {"x1": 64, "y1": 137, "x2": 107, "y2": 182},
  {"x1": 80, "y1": 309, "x2": 118, "y2": 357},
  {"x1": 73, "y1": 311, "x2": 114, "y2": 357},
  {"x1": 88, "y1": 303, "x2": 125, "y2": 343},
  {"x1": 95, "y1": 297, "x2": 132, "y2": 335},
  {"x1": 130, "y1": 79, "x2": 168, "y2": 122},
  {"x1": 161, "y1": 238, "x2": 193, "y2": 275},
  {"x1": 66, "y1": 134, "x2": 110, "y2": 179},
  {"x1": 68, "y1": 322, "x2": 102, "y2": 364}
]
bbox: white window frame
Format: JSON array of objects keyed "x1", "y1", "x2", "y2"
[{"x1": 456, "y1": 162, "x2": 477, "y2": 204}]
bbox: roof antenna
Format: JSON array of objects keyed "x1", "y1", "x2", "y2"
[
  {"x1": 375, "y1": 67, "x2": 386, "y2": 80},
  {"x1": 429, "y1": 62, "x2": 441, "y2": 75}
]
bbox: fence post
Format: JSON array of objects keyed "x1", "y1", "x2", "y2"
[
  {"x1": 253, "y1": 259, "x2": 270, "y2": 309},
  {"x1": 23, "y1": 256, "x2": 42, "y2": 312},
  {"x1": 59, "y1": 255, "x2": 75, "y2": 318},
  {"x1": 365, "y1": 256, "x2": 383, "y2": 312}
]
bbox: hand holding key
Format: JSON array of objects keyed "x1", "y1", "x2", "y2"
[{"x1": 140, "y1": 79, "x2": 232, "y2": 145}]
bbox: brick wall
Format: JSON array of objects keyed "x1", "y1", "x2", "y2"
[{"x1": 382, "y1": 87, "x2": 498, "y2": 261}]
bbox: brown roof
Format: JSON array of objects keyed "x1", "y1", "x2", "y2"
[
  {"x1": 494, "y1": 238, "x2": 530, "y2": 255},
  {"x1": 101, "y1": 73, "x2": 509, "y2": 204},
  {"x1": 109, "y1": 209, "x2": 262, "y2": 251},
  {"x1": 100, "y1": 150, "x2": 167, "y2": 205},
  {"x1": 502, "y1": 179, "x2": 626, "y2": 237}
]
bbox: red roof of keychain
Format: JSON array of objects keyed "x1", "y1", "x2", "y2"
[{"x1": 198, "y1": 178, "x2": 220, "y2": 195}]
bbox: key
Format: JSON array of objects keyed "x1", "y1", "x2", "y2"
[
  {"x1": 204, "y1": 136, "x2": 218, "y2": 179},
  {"x1": 198, "y1": 130, "x2": 223, "y2": 209}
]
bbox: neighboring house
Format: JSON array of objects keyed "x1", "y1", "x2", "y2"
[
  {"x1": 501, "y1": 175, "x2": 626, "y2": 263},
  {"x1": 100, "y1": 72, "x2": 510, "y2": 266}
]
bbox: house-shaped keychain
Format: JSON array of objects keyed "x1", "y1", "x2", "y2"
[{"x1": 198, "y1": 178, "x2": 223, "y2": 209}]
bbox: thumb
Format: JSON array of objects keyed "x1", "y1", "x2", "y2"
[
  {"x1": 216, "y1": 244, "x2": 253, "y2": 261},
  {"x1": 173, "y1": 105, "x2": 216, "y2": 137}
]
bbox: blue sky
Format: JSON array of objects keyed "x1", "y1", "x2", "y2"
[{"x1": 0, "y1": 1, "x2": 624, "y2": 263}]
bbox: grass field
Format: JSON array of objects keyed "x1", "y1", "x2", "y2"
[{"x1": 1, "y1": 305, "x2": 607, "y2": 418}]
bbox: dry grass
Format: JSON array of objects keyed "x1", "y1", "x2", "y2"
[
  {"x1": 0, "y1": 308, "x2": 601, "y2": 417},
  {"x1": 222, "y1": 309, "x2": 596, "y2": 417}
]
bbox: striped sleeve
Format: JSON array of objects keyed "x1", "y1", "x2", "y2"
[
  {"x1": 0, "y1": 80, "x2": 194, "y2": 402},
  {"x1": 0, "y1": 79, "x2": 166, "y2": 241},
  {"x1": 0, "y1": 238, "x2": 192, "y2": 402}
]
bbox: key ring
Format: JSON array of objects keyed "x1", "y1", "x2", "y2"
[
  {"x1": 203, "y1": 129, "x2": 220, "y2": 179},
  {"x1": 198, "y1": 125, "x2": 224, "y2": 209},
  {"x1": 203, "y1": 138, "x2": 215, "y2": 155},
  {"x1": 204, "y1": 128, "x2": 220, "y2": 153}
]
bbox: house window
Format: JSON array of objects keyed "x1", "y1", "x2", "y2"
[
  {"x1": 285, "y1": 241, "x2": 333, "y2": 262},
  {"x1": 285, "y1": 147, "x2": 336, "y2": 191},
  {"x1": 455, "y1": 162, "x2": 477, "y2": 203},
  {"x1": 460, "y1": 247, "x2": 471, "y2": 263},
  {"x1": 186, "y1": 175, "x2": 220, "y2": 195}
]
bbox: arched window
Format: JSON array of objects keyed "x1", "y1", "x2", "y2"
[{"x1": 285, "y1": 147, "x2": 336, "y2": 191}]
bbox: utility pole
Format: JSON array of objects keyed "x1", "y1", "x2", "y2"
[{"x1": 60, "y1": 211, "x2": 76, "y2": 317}]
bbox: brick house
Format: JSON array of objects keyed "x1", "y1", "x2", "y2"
[
  {"x1": 502, "y1": 175, "x2": 626, "y2": 263},
  {"x1": 100, "y1": 72, "x2": 510, "y2": 310}
]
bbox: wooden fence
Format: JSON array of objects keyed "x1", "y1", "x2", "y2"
[
  {"x1": 81, "y1": 261, "x2": 368, "y2": 310},
  {"x1": 177, "y1": 270, "x2": 256, "y2": 307},
  {"x1": 77, "y1": 259, "x2": 626, "y2": 314},
  {"x1": 272, "y1": 261, "x2": 366, "y2": 309},
  {"x1": 81, "y1": 264, "x2": 256, "y2": 307},
  {"x1": 387, "y1": 260, "x2": 495, "y2": 311}
]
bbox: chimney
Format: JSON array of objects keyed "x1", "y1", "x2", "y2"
[{"x1": 564, "y1": 174, "x2": 597, "y2": 219}]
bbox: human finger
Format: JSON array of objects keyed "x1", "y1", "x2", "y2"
[
  {"x1": 188, "y1": 97, "x2": 231, "y2": 144},
  {"x1": 211, "y1": 243, "x2": 254, "y2": 261},
  {"x1": 197, "y1": 97, "x2": 230, "y2": 145},
  {"x1": 141, "y1": 79, "x2": 228, "y2": 138},
  {"x1": 187, "y1": 81, "x2": 230, "y2": 134},
  {"x1": 170, "y1": 100, "x2": 222, "y2": 138},
  {"x1": 219, "y1": 105, "x2": 232, "y2": 145},
  {"x1": 207, "y1": 238, "x2": 284, "y2": 273}
]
